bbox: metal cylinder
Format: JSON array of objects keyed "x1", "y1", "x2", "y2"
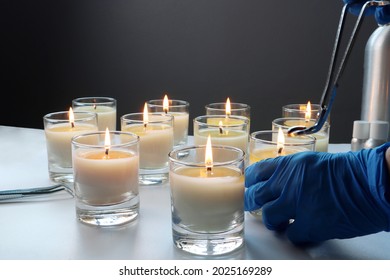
[{"x1": 361, "y1": 24, "x2": 390, "y2": 140}]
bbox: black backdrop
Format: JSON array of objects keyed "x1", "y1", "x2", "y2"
[{"x1": 2, "y1": 0, "x2": 378, "y2": 143}]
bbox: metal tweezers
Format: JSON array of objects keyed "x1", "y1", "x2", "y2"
[
  {"x1": 288, "y1": 1, "x2": 390, "y2": 136},
  {"x1": 0, "y1": 184, "x2": 74, "y2": 202}
]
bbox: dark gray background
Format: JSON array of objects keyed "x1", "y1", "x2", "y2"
[{"x1": 2, "y1": 0, "x2": 379, "y2": 143}]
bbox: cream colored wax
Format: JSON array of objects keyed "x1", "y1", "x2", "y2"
[
  {"x1": 170, "y1": 166, "x2": 244, "y2": 233},
  {"x1": 74, "y1": 106, "x2": 116, "y2": 131},
  {"x1": 194, "y1": 129, "x2": 248, "y2": 154},
  {"x1": 122, "y1": 124, "x2": 173, "y2": 169},
  {"x1": 73, "y1": 149, "x2": 139, "y2": 205},
  {"x1": 45, "y1": 124, "x2": 97, "y2": 168},
  {"x1": 280, "y1": 119, "x2": 329, "y2": 152},
  {"x1": 249, "y1": 146, "x2": 306, "y2": 165}
]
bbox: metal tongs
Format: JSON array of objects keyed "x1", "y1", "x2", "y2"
[
  {"x1": 288, "y1": 1, "x2": 390, "y2": 136},
  {"x1": 0, "y1": 184, "x2": 74, "y2": 202}
]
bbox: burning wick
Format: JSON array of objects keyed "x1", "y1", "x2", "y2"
[
  {"x1": 143, "y1": 103, "x2": 148, "y2": 129},
  {"x1": 225, "y1": 97, "x2": 231, "y2": 118},
  {"x1": 305, "y1": 101, "x2": 311, "y2": 123},
  {"x1": 218, "y1": 121, "x2": 224, "y2": 135},
  {"x1": 276, "y1": 127, "x2": 284, "y2": 157},
  {"x1": 69, "y1": 107, "x2": 75, "y2": 128},
  {"x1": 163, "y1": 94, "x2": 169, "y2": 114},
  {"x1": 104, "y1": 128, "x2": 110, "y2": 157},
  {"x1": 205, "y1": 135, "x2": 213, "y2": 173}
]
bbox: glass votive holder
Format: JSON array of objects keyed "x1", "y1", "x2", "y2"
[
  {"x1": 121, "y1": 113, "x2": 174, "y2": 186},
  {"x1": 169, "y1": 145, "x2": 245, "y2": 255},
  {"x1": 72, "y1": 97, "x2": 117, "y2": 131},
  {"x1": 147, "y1": 98, "x2": 189, "y2": 147},
  {"x1": 282, "y1": 103, "x2": 330, "y2": 123},
  {"x1": 249, "y1": 130, "x2": 316, "y2": 164},
  {"x1": 272, "y1": 117, "x2": 330, "y2": 152},
  {"x1": 193, "y1": 115, "x2": 249, "y2": 157},
  {"x1": 205, "y1": 101, "x2": 251, "y2": 130},
  {"x1": 248, "y1": 130, "x2": 316, "y2": 218},
  {"x1": 43, "y1": 110, "x2": 98, "y2": 183},
  {"x1": 72, "y1": 131, "x2": 140, "y2": 226}
]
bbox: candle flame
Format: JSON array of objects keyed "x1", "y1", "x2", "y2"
[
  {"x1": 205, "y1": 135, "x2": 213, "y2": 171},
  {"x1": 104, "y1": 128, "x2": 110, "y2": 156},
  {"x1": 163, "y1": 94, "x2": 169, "y2": 114},
  {"x1": 277, "y1": 127, "x2": 285, "y2": 156},
  {"x1": 143, "y1": 103, "x2": 149, "y2": 128},
  {"x1": 69, "y1": 107, "x2": 75, "y2": 128},
  {"x1": 226, "y1": 97, "x2": 231, "y2": 117},
  {"x1": 305, "y1": 101, "x2": 311, "y2": 122}
]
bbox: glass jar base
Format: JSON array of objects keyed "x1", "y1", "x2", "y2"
[
  {"x1": 49, "y1": 172, "x2": 74, "y2": 184},
  {"x1": 76, "y1": 197, "x2": 139, "y2": 226},
  {"x1": 139, "y1": 173, "x2": 168, "y2": 186},
  {"x1": 172, "y1": 223, "x2": 244, "y2": 256}
]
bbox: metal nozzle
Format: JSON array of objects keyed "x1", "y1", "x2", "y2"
[{"x1": 288, "y1": 1, "x2": 390, "y2": 137}]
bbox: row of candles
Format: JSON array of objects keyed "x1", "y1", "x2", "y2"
[{"x1": 42, "y1": 95, "x2": 330, "y2": 255}]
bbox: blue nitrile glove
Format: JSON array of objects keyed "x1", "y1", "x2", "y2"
[
  {"x1": 343, "y1": 0, "x2": 390, "y2": 25},
  {"x1": 245, "y1": 143, "x2": 390, "y2": 245}
]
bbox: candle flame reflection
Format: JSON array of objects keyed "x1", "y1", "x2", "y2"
[
  {"x1": 163, "y1": 95, "x2": 169, "y2": 114},
  {"x1": 277, "y1": 127, "x2": 285, "y2": 156},
  {"x1": 205, "y1": 135, "x2": 213, "y2": 172}
]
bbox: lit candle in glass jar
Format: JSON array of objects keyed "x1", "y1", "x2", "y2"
[
  {"x1": 72, "y1": 129, "x2": 140, "y2": 226},
  {"x1": 43, "y1": 108, "x2": 98, "y2": 183},
  {"x1": 147, "y1": 94, "x2": 189, "y2": 147},
  {"x1": 194, "y1": 115, "x2": 249, "y2": 155},
  {"x1": 121, "y1": 103, "x2": 174, "y2": 185},
  {"x1": 72, "y1": 97, "x2": 117, "y2": 131},
  {"x1": 169, "y1": 136, "x2": 245, "y2": 255}
]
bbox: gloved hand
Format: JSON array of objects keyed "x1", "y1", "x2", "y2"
[
  {"x1": 343, "y1": 0, "x2": 390, "y2": 25},
  {"x1": 245, "y1": 143, "x2": 390, "y2": 245}
]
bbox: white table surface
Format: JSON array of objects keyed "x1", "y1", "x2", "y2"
[{"x1": 0, "y1": 125, "x2": 389, "y2": 260}]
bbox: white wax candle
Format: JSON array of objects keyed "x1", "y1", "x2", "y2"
[
  {"x1": 74, "y1": 105, "x2": 116, "y2": 131},
  {"x1": 280, "y1": 119, "x2": 329, "y2": 152},
  {"x1": 170, "y1": 166, "x2": 244, "y2": 232},
  {"x1": 194, "y1": 128, "x2": 248, "y2": 154},
  {"x1": 45, "y1": 124, "x2": 97, "y2": 167},
  {"x1": 206, "y1": 117, "x2": 246, "y2": 126},
  {"x1": 249, "y1": 146, "x2": 305, "y2": 165},
  {"x1": 73, "y1": 149, "x2": 139, "y2": 205},
  {"x1": 171, "y1": 112, "x2": 189, "y2": 146},
  {"x1": 122, "y1": 124, "x2": 173, "y2": 169}
]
